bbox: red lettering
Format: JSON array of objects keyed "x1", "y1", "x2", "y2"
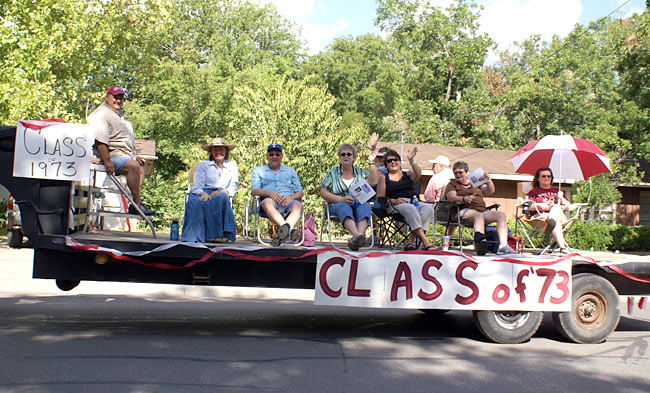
[
  {"x1": 319, "y1": 257, "x2": 344, "y2": 297},
  {"x1": 550, "y1": 270, "x2": 570, "y2": 304},
  {"x1": 492, "y1": 284, "x2": 509, "y2": 304},
  {"x1": 515, "y1": 269, "x2": 529, "y2": 303},
  {"x1": 418, "y1": 259, "x2": 443, "y2": 301},
  {"x1": 536, "y1": 268, "x2": 557, "y2": 303},
  {"x1": 390, "y1": 261, "x2": 413, "y2": 301},
  {"x1": 455, "y1": 260, "x2": 479, "y2": 305},
  {"x1": 347, "y1": 259, "x2": 371, "y2": 297}
]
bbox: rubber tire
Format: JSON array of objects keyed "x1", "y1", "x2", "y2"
[
  {"x1": 473, "y1": 310, "x2": 543, "y2": 344},
  {"x1": 56, "y1": 279, "x2": 80, "y2": 291},
  {"x1": 7, "y1": 229, "x2": 23, "y2": 249},
  {"x1": 552, "y1": 273, "x2": 620, "y2": 344}
]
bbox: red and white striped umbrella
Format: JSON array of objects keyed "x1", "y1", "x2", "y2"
[{"x1": 510, "y1": 135, "x2": 611, "y2": 180}]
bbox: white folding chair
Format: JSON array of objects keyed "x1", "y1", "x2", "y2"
[
  {"x1": 244, "y1": 194, "x2": 305, "y2": 246},
  {"x1": 319, "y1": 200, "x2": 375, "y2": 249}
]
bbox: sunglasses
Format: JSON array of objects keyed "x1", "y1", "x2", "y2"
[
  {"x1": 540, "y1": 175, "x2": 552, "y2": 178},
  {"x1": 268, "y1": 152, "x2": 282, "y2": 156},
  {"x1": 385, "y1": 157, "x2": 400, "y2": 164},
  {"x1": 453, "y1": 171, "x2": 465, "y2": 175},
  {"x1": 339, "y1": 152, "x2": 353, "y2": 157}
]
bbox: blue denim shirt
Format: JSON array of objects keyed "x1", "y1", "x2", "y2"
[
  {"x1": 251, "y1": 164, "x2": 303, "y2": 196},
  {"x1": 191, "y1": 159, "x2": 239, "y2": 197}
]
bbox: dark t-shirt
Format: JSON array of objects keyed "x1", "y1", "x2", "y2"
[{"x1": 446, "y1": 179, "x2": 487, "y2": 212}]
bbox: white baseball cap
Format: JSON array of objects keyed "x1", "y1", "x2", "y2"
[{"x1": 428, "y1": 155, "x2": 450, "y2": 167}]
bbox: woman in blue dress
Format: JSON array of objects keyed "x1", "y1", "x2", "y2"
[{"x1": 181, "y1": 138, "x2": 238, "y2": 243}]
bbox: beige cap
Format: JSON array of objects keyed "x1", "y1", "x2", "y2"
[
  {"x1": 428, "y1": 155, "x2": 450, "y2": 167},
  {"x1": 201, "y1": 137, "x2": 235, "y2": 151}
]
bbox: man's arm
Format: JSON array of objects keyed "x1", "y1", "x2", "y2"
[
  {"x1": 94, "y1": 141, "x2": 114, "y2": 174},
  {"x1": 423, "y1": 177, "x2": 437, "y2": 202}
]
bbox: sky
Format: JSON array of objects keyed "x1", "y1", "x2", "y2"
[{"x1": 256, "y1": 0, "x2": 647, "y2": 57}]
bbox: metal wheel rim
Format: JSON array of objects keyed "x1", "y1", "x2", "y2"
[
  {"x1": 493, "y1": 311, "x2": 530, "y2": 329},
  {"x1": 574, "y1": 292, "x2": 607, "y2": 329}
]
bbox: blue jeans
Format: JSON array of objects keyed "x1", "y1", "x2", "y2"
[
  {"x1": 258, "y1": 198, "x2": 298, "y2": 218},
  {"x1": 181, "y1": 189, "x2": 235, "y2": 242},
  {"x1": 111, "y1": 156, "x2": 132, "y2": 173},
  {"x1": 328, "y1": 202, "x2": 371, "y2": 224}
]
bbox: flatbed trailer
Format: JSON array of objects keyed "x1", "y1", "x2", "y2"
[{"x1": 2, "y1": 124, "x2": 650, "y2": 344}]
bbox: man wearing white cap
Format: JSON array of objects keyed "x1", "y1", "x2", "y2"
[
  {"x1": 423, "y1": 155, "x2": 453, "y2": 203},
  {"x1": 87, "y1": 85, "x2": 154, "y2": 215},
  {"x1": 251, "y1": 143, "x2": 304, "y2": 246}
]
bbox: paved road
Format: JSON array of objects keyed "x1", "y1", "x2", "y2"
[{"x1": 1, "y1": 244, "x2": 649, "y2": 393}]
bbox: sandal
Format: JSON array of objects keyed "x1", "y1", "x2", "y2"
[
  {"x1": 423, "y1": 245, "x2": 437, "y2": 251},
  {"x1": 404, "y1": 243, "x2": 418, "y2": 251}
]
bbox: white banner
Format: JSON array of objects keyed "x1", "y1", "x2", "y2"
[
  {"x1": 13, "y1": 121, "x2": 93, "y2": 182},
  {"x1": 315, "y1": 251, "x2": 572, "y2": 311}
]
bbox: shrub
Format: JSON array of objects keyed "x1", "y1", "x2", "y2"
[
  {"x1": 565, "y1": 221, "x2": 613, "y2": 251},
  {"x1": 609, "y1": 225, "x2": 650, "y2": 252}
]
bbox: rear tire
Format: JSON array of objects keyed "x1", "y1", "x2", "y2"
[
  {"x1": 7, "y1": 229, "x2": 23, "y2": 248},
  {"x1": 473, "y1": 310, "x2": 543, "y2": 344},
  {"x1": 552, "y1": 273, "x2": 620, "y2": 343}
]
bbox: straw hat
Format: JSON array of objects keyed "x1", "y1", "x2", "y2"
[{"x1": 201, "y1": 137, "x2": 235, "y2": 151}]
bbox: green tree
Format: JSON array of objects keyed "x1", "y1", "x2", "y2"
[
  {"x1": 375, "y1": 0, "x2": 493, "y2": 144},
  {"x1": 300, "y1": 34, "x2": 404, "y2": 135},
  {"x1": 228, "y1": 68, "x2": 367, "y2": 225},
  {"x1": 0, "y1": 0, "x2": 168, "y2": 123}
]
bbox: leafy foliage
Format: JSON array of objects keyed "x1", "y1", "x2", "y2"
[
  {"x1": 0, "y1": 0, "x2": 168, "y2": 123},
  {"x1": 563, "y1": 221, "x2": 650, "y2": 252},
  {"x1": 228, "y1": 70, "x2": 367, "y2": 229},
  {"x1": 565, "y1": 220, "x2": 614, "y2": 251}
]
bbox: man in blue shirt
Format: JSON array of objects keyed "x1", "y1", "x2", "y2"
[{"x1": 251, "y1": 144, "x2": 304, "y2": 245}]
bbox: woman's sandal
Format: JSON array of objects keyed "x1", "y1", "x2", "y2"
[
  {"x1": 422, "y1": 245, "x2": 437, "y2": 251},
  {"x1": 404, "y1": 243, "x2": 418, "y2": 251}
]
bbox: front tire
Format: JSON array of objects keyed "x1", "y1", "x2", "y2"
[
  {"x1": 552, "y1": 273, "x2": 620, "y2": 343},
  {"x1": 56, "y1": 280, "x2": 80, "y2": 291},
  {"x1": 7, "y1": 229, "x2": 23, "y2": 248},
  {"x1": 473, "y1": 310, "x2": 543, "y2": 344}
]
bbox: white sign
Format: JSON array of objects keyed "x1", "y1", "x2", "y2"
[
  {"x1": 13, "y1": 120, "x2": 93, "y2": 182},
  {"x1": 315, "y1": 250, "x2": 572, "y2": 311}
]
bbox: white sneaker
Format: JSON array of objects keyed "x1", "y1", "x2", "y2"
[{"x1": 497, "y1": 244, "x2": 518, "y2": 255}]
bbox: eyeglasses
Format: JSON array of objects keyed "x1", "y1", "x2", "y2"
[
  {"x1": 540, "y1": 175, "x2": 552, "y2": 178},
  {"x1": 339, "y1": 152, "x2": 353, "y2": 157},
  {"x1": 453, "y1": 171, "x2": 465, "y2": 175},
  {"x1": 112, "y1": 94, "x2": 124, "y2": 100},
  {"x1": 385, "y1": 157, "x2": 400, "y2": 164},
  {"x1": 268, "y1": 152, "x2": 282, "y2": 157}
]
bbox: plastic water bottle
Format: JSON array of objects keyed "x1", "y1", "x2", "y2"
[{"x1": 170, "y1": 220, "x2": 179, "y2": 241}]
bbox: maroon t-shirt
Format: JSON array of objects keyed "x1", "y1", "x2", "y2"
[{"x1": 527, "y1": 186, "x2": 560, "y2": 212}]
